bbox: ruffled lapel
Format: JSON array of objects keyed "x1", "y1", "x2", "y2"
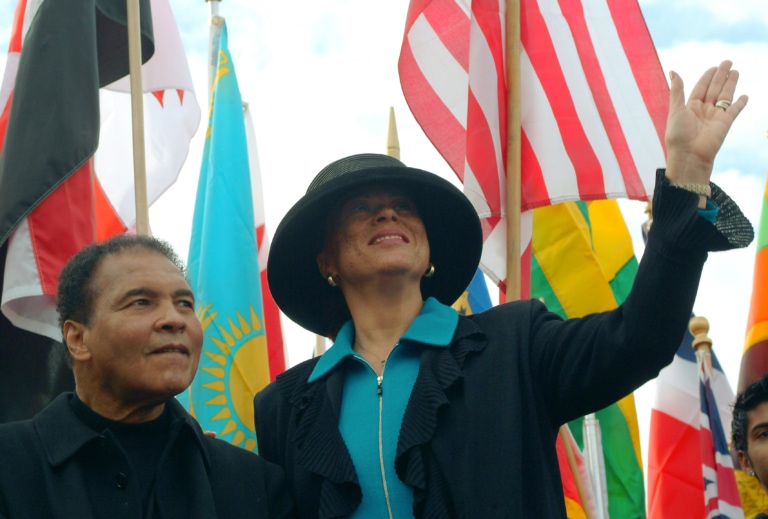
[
  {"x1": 277, "y1": 359, "x2": 361, "y2": 518},
  {"x1": 394, "y1": 316, "x2": 487, "y2": 516}
]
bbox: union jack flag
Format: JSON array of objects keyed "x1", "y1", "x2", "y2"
[{"x1": 698, "y1": 350, "x2": 745, "y2": 519}]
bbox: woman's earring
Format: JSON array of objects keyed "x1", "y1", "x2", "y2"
[
  {"x1": 327, "y1": 274, "x2": 338, "y2": 287},
  {"x1": 423, "y1": 263, "x2": 435, "y2": 278},
  {"x1": 750, "y1": 471, "x2": 756, "y2": 477}
]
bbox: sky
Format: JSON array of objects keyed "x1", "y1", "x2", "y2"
[{"x1": 1, "y1": 0, "x2": 767, "y2": 478}]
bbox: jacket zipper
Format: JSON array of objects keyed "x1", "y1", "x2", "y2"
[
  {"x1": 377, "y1": 373, "x2": 394, "y2": 519},
  {"x1": 355, "y1": 342, "x2": 397, "y2": 517}
]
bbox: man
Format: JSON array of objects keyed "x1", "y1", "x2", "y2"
[
  {"x1": 733, "y1": 373, "x2": 768, "y2": 519},
  {"x1": 0, "y1": 234, "x2": 294, "y2": 518}
]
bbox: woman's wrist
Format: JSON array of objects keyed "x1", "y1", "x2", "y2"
[{"x1": 664, "y1": 150, "x2": 714, "y2": 185}]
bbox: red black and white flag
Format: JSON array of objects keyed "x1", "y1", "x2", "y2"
[
  {"x1": 1, "y1": 0, "x2": 199, "y2": 341},
  {"x1": 0, "y1": 0, "x2": 154, "y2": 338},
  {"x1": 0, "y1": 0, "x2": 153, "y2": 422},
  {"x1": 0, "y1": 0, "x2": 199, "y2": 421}
]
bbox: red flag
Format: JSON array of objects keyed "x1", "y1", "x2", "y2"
[
  {"x1": 399, "y1": 0, "x2": 668, "y2": 287},
  {"x1": 244, "y1": 103, "x2": 287, "y2": 380}
]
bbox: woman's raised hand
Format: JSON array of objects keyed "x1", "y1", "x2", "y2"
[{"x1": 665, "y1": 60, "x2": 748, "y2": 186}]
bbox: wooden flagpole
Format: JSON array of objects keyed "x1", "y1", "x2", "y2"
[
  {"x1": 690, "y1": 316, "x2": 713, "y2": 374},
  {"x1": 508, "y1": 3, "x2": 602, "y2": 513},
  {"x1": 505, "y1": 0, "x2": 521, "y2": 301},
  {"x1": 208, "y1": 0, "x2": 220, "y2": 17},
  {"x1": 314, "y1": 335, "x2": 326, "y2": 358},
  {"x1": 560, "y1": 424, "x2": 597, "y2": 519},
  {"x1": 126, "y1": 0, "x2": 149, "y2": 236},
  {"x1": 207, "y1": 0, "x2": 223, "y2": 97}
]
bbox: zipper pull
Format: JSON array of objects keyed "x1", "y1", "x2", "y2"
[{"x1": 377, "y1": 375, "x2": 383, "y2": 396}]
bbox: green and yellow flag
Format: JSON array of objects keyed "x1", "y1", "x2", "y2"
[{"x1": 531, "y1": 199, "x2": 644, "y2": 518}]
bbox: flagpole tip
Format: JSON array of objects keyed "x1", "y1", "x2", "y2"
[{"x1": 689, "y1": 316, "x2": 713, "y2": 352}]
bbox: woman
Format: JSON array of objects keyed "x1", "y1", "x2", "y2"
[{"x1": 255, "y1": 61, "x2": 752, "y2": 517}]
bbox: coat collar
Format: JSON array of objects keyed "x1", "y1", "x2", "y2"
[
  {"x1": 34, "y1": 393, "x2": 210, "y2": 470},
  {"x1": 275, "y1": 314, "x2": 487, "y2": 518},
  {"x1": 309, "y1": 297, "x2": 459, "y2": 383}
]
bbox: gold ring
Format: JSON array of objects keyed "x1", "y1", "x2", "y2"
[{"x1": 715, "y1": 99, "x2": 731, "y2": 110}]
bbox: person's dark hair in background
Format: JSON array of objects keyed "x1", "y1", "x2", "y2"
[{"x1": 733, "y1": 372, "x2": 768, "y2": 519}]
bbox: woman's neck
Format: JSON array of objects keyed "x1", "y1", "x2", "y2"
[{"x1": 343, "y1": 282, "x2": 424, "y2": 356}]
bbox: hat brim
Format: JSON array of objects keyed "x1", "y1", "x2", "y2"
[{"x1": 268, "y1": 165, "x2": 483, "y2": 337}]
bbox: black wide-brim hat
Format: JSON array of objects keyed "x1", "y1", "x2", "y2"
[{"x1": 267, "y1": 153, "x2": 483, "y2": 338}]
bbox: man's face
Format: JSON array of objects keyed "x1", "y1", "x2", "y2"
[
  {"x1": 68, "y1": 250, "x2": 203, "y2": 410},
  {"x1": 738, "y1": 400, "x2": 768, "y2": 494}
]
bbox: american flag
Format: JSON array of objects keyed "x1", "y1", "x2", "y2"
[
  {"x1": 698, "y1": 349, "x2": 745, "y2": 519},
  {"x1": 399, "y1": 0, "x2": 668, "y2": 288}
]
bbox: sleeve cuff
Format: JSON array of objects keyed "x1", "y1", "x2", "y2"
[
  {"x1": 651, "y1": 169, "x2": 753, "y2": 252},
  {"x1": 697, "y1": 199, "x2": 719, "y2": 224}
]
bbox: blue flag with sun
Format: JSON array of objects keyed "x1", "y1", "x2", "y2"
[{"x1": 181, "y1": 19, "x2": 270, "y2": 452}]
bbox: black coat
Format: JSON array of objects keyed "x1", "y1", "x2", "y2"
[
  {"x1": 0, "y1": 393, "x2": 295, "y2": 518},
  {"x1": 254, "y1": 175, "x2": 753, "y2": 518}
]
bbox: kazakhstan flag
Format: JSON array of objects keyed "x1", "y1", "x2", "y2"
[{"x1": 182, "y1": 19, "x2": 270, "y2": 452}]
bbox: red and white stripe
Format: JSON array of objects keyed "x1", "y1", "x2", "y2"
[
  {"x1": 0, "y1": 0, "x2": 200, "y2": 341},
  {"x1": 244, "y1": 103, "x2": 287, "y2": 380},
  {"x1": 399, "y1": 0, "x2": 667, "y2": 286}
]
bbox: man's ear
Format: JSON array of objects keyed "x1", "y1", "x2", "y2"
[
  {"x1": 63, "y1": 320, "x2": 91, "y2": 362},
  {"x1": 738, "y1": 450, "x2": 753, "y2": 473}
]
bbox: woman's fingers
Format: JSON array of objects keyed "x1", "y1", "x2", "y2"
[
  {"x1": 667, "y1": 70, "x2": 686, "y2": 121},
  {"x1": 687, "y1": 65, "x2": 718, "y2": 104},
  {"x1": 679, "y1": 60, "x2": 747, "y2": 122},
  {"x1": 716, "y1": 67, "x2": 740, "y2": 105},
  {"x1": 703, "y1": 60, "x2": 734, "y2": 104},
  {"x1": 728, "y1": 94, "x2": 749, "y2": 117}
]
